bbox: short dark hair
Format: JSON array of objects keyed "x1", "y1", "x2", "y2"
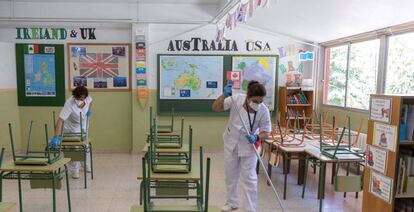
[
  {"x1": 247, "y1": 80, "x2": 266, "y2": 97},
  {"x1": 72, "y1": 86, "x2": 89, "y2": 99}
]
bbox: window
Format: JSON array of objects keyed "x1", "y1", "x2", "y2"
[
  {"x1": 347, "y1": 40, "x2": 379, "y2": 110},
  {"x1": 324, "y1": 45, "x2": 347, "y2": 107},
  {"x1": 324, "y1": 40, "x2": 379, "y2": 110},
  {"x1": 386, "y1": 32, "x2": 414, "y2": 94}
]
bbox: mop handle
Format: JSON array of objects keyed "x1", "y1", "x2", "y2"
[{"x1": 230, "y1": 96, "x2": 285, "y2": 212}]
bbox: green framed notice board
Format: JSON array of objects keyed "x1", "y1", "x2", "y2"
[
  {"x1": 16, "y1": 44, "x2": 65, "y2": 106},
  {"x1": 157, "y1": 54, "x2": 278, "y2": 115}
]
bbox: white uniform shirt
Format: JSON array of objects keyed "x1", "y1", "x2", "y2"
[
  {"x1": 59, "y1": 96, "x2": 92, "y2": 133},
  {"x1": 223, "y1": 94, "x2": 271, "y2": 156}
]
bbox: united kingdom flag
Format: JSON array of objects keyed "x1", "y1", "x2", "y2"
[{"x1": 79, "y1": 53, "x2": 119, "y2": 78}]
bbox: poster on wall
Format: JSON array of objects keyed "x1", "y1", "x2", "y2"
[
  {"x1": 373, "y1": 122, "x2": 398, "y2": 152},
  {"x1": 68, "y1": 43, "x2": 131, "y2": 91},
  {"x1": 366, "y1": 145, "x2": 388, "y2": 174},
  {"x1": 15, "y1": 44, "x2": 65, "y2": 106},
  {"x1": 370, "y1": 96, "x2": 392, "y2": 123},
  {"x1": 369, "y1": 170, "x2": 393, "y2": 204},
  {"x1": 231, "y1": 56, "x2": 277, "y2": 110},
  {"x1": 159, "y1": 55, "x2": 223, "y2": 99}
]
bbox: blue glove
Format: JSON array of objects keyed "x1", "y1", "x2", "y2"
[
  {"x1": 246, "y1": 134, "x2": 257, "y2": 144},
  {"x1": 48, "y1": 135, "x2": 61, "y2": 149},
  {"x1": 223, "y1": 82, "x2": 233, "y2": 98},
  {"x1": 86, "y1": 110, "x2": 92, "y2": 117}
]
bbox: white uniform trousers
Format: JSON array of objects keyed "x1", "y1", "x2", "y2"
[{"x1": 224, "y1": 146, "x2": 258, "y2": 212}]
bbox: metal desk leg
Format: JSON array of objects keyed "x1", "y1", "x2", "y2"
[
  {"x1": 65, "y1": 164, "x2": 72, "y2": 212},
  {"x1": 84, "y1": 148, "x2": 87, "y2": 189},
  {"x1": 319, "y1": 162, "x2": 326, "y2": 212},
  {"x1": 344, "y1": 162, "x2": 350, "y2": 198},
  {"x1": 283, "y1": 152, "x2": 287, "y2": 200},
  {"x1": 331, "y1": 163, "x2": 336, "y2": 185},
  {"x1": 256, "y1": 160, "x2": 260, "y2": 175},
  {"x1": 298, "y1": 153, "x2": 305, "y2": 185},
  {"x1": 356, "y1": 162, "x2": 360, "y2": 199},
  {"x1": 0, "y1": 171, "x2": 3, "y2": 201},
  {"x1": 267, "y1": 163, "x2": 272, "y2": 186},
  {"x1": 52, "y1": 172, "x2": 56, "y2": 212},
  {"x1": 287, "y1": 153, "x2": 291, "y2": 174},
  {"x1": 317, "y1": 162, "x2": 326, "y2": 200},
  {"x1": 301, "y1": 157, "x2": 309, "y2": 199},
  {"x1": 90, "y1": 143, "x2": 94, "y2": 180},
  {"x1": 18, "y1": 172, "x2": 23, "y2": 212}
]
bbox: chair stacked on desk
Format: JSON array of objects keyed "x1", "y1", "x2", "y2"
[
  {"x1": 132, "y1": 107, "x2": 218, "y2": 212},
  {"x1": 53, "y1": 111, "x2": 94, "y2": 188},
  {"x1": 301, "y1": 114, "x2": 365, "y2": 212},
  {"x1": 1, "y1": 121, "x2": 72, "y2": 212}
]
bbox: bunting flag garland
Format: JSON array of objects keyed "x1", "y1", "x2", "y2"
[{"x1": 215, "y1": 0, "x2": 273, "y2": 42}]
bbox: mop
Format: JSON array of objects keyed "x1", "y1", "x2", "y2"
[{"x1": 230, "y1": 96, "x2": 286, "y2": 212}]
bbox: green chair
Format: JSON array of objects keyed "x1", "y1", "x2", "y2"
[
  {"x1": 149, "y1": 119, "x2": 192, "y2": 173},
  {"x1": 9, "y1": 122, "x2": 62, "y2": 165},
  {"x1": 138, "y1": 146, "x2": 212, "y2": 212},
  {"x1": 55, "y1": 111, "x2": 89, "y2": 142}
]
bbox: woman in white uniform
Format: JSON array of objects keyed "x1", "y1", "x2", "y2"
[
  {"x1": 49, "y1": 86, "x2": 92, "y2": 179},
  {"x1": 212, "y1": 80, "x2": 271, "y2": 212}
]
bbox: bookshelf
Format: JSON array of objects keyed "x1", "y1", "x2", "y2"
[
  {"x1": 278, "y1": 86, "x2": 313, "y2": 127},
  {"x1": 362, "y1": 94, "x2": 414, "y2": 212}
]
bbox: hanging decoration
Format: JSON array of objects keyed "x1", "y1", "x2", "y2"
[
  {"x1": 135, "y1": 34, "x2": 149, "y2": 108},
  {"x1": 215, "y1": 0, "x2": 271, "y2": 42}
]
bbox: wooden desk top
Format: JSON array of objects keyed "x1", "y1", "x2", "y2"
[
  {"x1": 61, "y1": 141, "x2": 89, "y2": 147},
  {"x1": 141, "y1": 144, "x2": 189, "y2": 153},
  {"x1": 0, "y1": 202, "x2": 15, "y2": 212},
  {"x1": 0, "y1": 158, "x2": 71, "y2": 172},
  {"x1": 305, "y1": 145, "x2": 364, "y2": 162},
  {"x1": 264, "y1": 139, "x2": 364, "y2": 162},
  {"x1": 137, "y1": 161, "x2": 200, "y2": 180}
]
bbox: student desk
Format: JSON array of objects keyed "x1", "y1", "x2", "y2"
[
  {"x1": 60, "y1": 140, "x2": 93, "y2": 189},
  {"x1": 0, "y1": 157, "x2": 71, "y2": 212},
  {"x1": 0, "y1": 202, "x2": 15, "y2": 212},
  {"x1": 303, "y1": 145, "x2": 364, "y2": 212}
]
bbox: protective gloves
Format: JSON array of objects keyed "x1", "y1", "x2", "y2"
[
  {"x1": 246, "y1": 134, "x2": 257, "y2": 144},
  {"x1": 48, "y1": 135, "x2": 61, "y2": 149},
  {"x1": 223, "y1": 82, "x2": 233, "y2": 98}
]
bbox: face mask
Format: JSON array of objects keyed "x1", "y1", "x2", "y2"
[
  {"x1": 75, "y1": 99, "x2": 84, "y2": 107},
  {"x1": 249, "y1": 101, "x2": 260, "y2": 111}
]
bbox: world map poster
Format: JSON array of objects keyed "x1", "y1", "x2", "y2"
[
  {"x1": 24, "y1": 54, "x2": 56, "y2": 97},
  {"x1": 232, "y1": 56, "x2": 277, "y2": 110},
  {"x1": 159, "y1": 55, "x2": 223, "y2": 99}
]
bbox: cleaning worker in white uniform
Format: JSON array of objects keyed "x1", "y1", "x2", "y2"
[
  {"x1": 212, "y1": 80, "x2": 271, "y2": 212},
  {"x1": 49, "y1": 86, "x2": 92, "y2": 179}
]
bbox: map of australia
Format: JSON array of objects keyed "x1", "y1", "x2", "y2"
[{"x1": 160, "y1": 56, "x2": 223, "y2": 99}]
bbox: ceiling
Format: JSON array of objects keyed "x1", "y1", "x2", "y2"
[{"x1": 245, "y1": 0, "x2": 414, "y2": 43}]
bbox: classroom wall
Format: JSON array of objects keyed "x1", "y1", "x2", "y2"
[
  {"x1": 130, "y1": 23, "x2": 316, "y2": 152},
  {"x1": 0, "y1": 22, "x2": 316, "y2": 152},
  {"x1": 0, "y1": 23, "x2": 133, "y2": 152}
]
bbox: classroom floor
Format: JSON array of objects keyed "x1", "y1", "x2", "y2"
[{"x1": 1, "y1": 152, "x2": 362, "y2": 212}]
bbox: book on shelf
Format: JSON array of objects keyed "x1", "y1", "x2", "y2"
[
  {"x1": 396, "y1": 151, "x2": 414, "y2": 195},
  {"x1": 286, "y1": 92, "x2": 308, "y2": 105}
]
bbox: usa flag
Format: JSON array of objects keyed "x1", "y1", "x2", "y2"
[{"x1": 79, "y1": 53, "x2": 119, "y2": 78}]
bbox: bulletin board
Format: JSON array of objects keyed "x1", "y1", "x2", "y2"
[
  {"x1": 67, "y1": 43, "x2": 131, "y2": 91},
  {"x1": 157, "y1": 54, "x2": 279, "y2": 115},
  {"x1": 15, "y1": 43, "x2": 65, "y2": 106}
]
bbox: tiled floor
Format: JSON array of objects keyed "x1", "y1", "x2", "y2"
[{"x1": 1, "y1": 152, "x2": 362, "y2": 212}]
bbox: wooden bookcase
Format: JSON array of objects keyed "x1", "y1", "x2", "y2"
[
  {"x1": 362, "y1": 94, "x2": 414, "y2": 212},
  {"x1": 278, "y1": 86, "x2": 313, "y2": 127}
]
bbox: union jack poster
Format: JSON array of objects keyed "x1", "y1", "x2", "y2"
[{"x1": 68, "y1": 43, "x2": 131, "y2": 91}]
